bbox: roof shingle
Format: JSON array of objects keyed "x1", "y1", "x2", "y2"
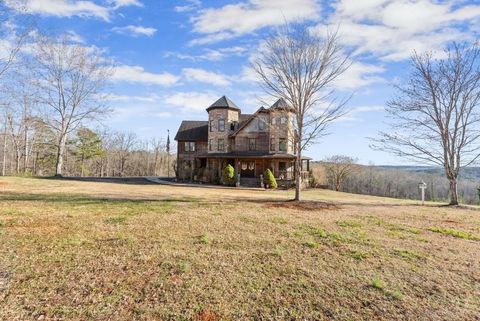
[{"x1": 174, "y1": 121, "x2": 208, "y2": 141}]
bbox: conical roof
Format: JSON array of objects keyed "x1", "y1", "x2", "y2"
[
  {"x1": 206, "y1": 96, "x2": 240, "y2": 111},
  {"x1": 270, "y1": 98, "x2": 290, "y2": 109}
]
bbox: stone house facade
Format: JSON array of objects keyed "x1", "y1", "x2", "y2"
[{"x1": 174, "y1": 96, "x2": 311, "y2": 187}]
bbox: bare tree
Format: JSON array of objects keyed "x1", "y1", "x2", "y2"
[
  {"x1": 33, "y1": 35, "x2": 112, "y2": 176},
  {"x1": 150, "y1": 138, "x2": 165, "y2": 176},
  {"x1": 253, "y1": 24, "x2": 350, "y2": 201},
  {"x1": 372, "y1": 43, "x2": 480, "y2": 205},
  {"x1": 323, "y1": 155, "x2": 359, "y2": 191},
  {"x1": 112, "y1": 131, "x2": 137, "y2": 176},
  {"x1": 0, "y1": 4, "x2": 30, "y2": 80}
]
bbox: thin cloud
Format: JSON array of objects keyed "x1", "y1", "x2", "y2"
[
  {"x1": 5, "y1": 0, "x2": 143, "y2": 21},
  {"x1": 164, "y1": 91, "x2": 220, "y2": 114},
  {"x1": 189, "y1": 0, "x2": 320, "y2": 45},
  {"x1": 182, "y1": 68, "x2": 231, "y2": 87},
  {"x1": 112, "y1": 25, "x2": 157, "y2": 37},
  {"x1": 311, "y1": 0, "x2": 480, "y2": 61},
  {"x1": 111, "y1": 65, "x2": 179, "y2": 86}
]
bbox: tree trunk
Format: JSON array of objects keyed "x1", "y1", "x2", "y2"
[
  {"x1": 448, "y1": 178, "x2": 459, "y2": 205},
  {"x1": 294, "y1": 153, "x2": 301, "y2": 201},
  {"x1": 55, "y1": 133, "x2": 67, "y2": 177},
  {"x1": 23, "y1": 124, "x2": 28, "y2": 174},
  {"x1": 2, "y1": 120, "x2": 7, "y2": 176},
  {"x1": 80, "y1": 155, "x2": 85, "y2": 177}
]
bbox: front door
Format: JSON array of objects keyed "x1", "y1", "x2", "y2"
[{"x1": 240, "y1": 160, "x2": 255, "y2": 177}]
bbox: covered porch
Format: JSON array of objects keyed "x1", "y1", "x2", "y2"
[{"x1": 196, "y1": 152, "x2": 311, "y2": 188}]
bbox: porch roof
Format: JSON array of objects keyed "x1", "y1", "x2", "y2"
[{"x1": 196, "y1": 152, "x2": 312, "y2": 160}]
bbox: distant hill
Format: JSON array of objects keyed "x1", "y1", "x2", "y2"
[{"x1": 377, "y1": 165, "x2": 480, "y2": 182}]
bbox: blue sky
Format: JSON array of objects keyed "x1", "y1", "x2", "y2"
[{"x1": 5, "y1": 0, "x2": 480, "y2": 164}]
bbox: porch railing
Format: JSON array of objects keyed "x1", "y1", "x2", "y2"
[{"x1": 276, "y1": 171, "x2": 309, "y2": 180}]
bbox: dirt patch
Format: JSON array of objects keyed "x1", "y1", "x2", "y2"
[{"x1": 264, "y1": 200, "x2": 340, "y2": 211}]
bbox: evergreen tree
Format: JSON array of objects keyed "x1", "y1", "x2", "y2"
[
  {"x1": 223, "y1": 164, "x2": 235, "y2": 185},
  {"x1": 264, "y1": 169, "x2": 278, "y2": 189},
  {"x1": 75, "y1": 128, "x2": 104, "y2": 177}
]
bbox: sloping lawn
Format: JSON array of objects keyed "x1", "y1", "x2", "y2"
[{"x1": 0, "y1": 177, "x2": 479, "y2": 320}]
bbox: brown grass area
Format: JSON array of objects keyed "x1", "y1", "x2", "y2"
[{"x1": 0, "y1": 177, "x2": 479, "y2": 320}]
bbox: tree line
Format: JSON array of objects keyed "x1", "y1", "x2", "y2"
[
  {"x1": 0, "y1": 8, "x2": 173, "y2": 178},
  {"x1": 0, "y1": 124, "x2": 174, "y2": 178},
  {"x1": 313, "y1": 156, "x2": 480, "y2": 205}
]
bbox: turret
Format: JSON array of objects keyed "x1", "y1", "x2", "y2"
[{"x1": 206, "y1": 96, "x2": 240, "y2": 153}]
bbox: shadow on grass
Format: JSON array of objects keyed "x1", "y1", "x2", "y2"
[
  {"x1": 0, "y1": 191, "x2": 199, "y2": 205},
  {"x1": 36, "y1": 176, "x2": 156, "y2": 185},
  {"x1": 243, "y1": 198, "x2": 463, "y2": 209}
]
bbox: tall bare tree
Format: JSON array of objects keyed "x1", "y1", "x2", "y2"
[
  {"x1": 323, "y1": 155, "x2": 359, "y2": 191},
  {"x1": 33, "y1": 35, "x2": 112, "y2": 176},
  {"x1": 253, "y1": 24, "x2": 350, "y2": 201},
  {"x1": 372, "y1": 43, "x2": 480, "y2": 205}
]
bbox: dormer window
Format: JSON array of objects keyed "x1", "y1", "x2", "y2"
[
  {"x1": 218, "y1": 119, "x2": 225, "y2": 132},
  {"x1": 280, "y1": 116, "x2": 287, "y2": 125}
]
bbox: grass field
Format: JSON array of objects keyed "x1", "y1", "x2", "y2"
[{"x1": 0, "y1": 177, "x2": 479, "y2": 320}]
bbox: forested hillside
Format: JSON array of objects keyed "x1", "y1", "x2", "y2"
[{"x1": 312, "y1": 162, "x2": 480, "y2": 205}]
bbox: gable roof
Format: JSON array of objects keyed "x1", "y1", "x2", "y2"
[
  {"x1": 230, "y1": 107, "x2": 268, "y2": 137},
  {"x1": 174, "y1": 121, "x2": 208, "y2": 141},
  {"x1": 206, "y1": 96, "x2": 240, "y2": 112}
]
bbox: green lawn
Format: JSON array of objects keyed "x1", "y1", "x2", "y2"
[{"x1": 0, "y1": 177, "x2": 479, "y2": 320}]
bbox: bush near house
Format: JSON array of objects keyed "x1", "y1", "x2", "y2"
[
  {"x1": 223, "y1": 164, "x2": 235, "y2": 186},
  {"x1": 264, "y1": 169, "x2": 278, "y2": 189}
]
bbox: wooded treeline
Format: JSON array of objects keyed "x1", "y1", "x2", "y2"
[
  {"x1": 0, "y1": 126, "x2": 175, "y2": 177},
  {"x1": 312, "y1": 160, "x2": 480, "y2": 205},
  {"x1": 0, "y1": 8, "x2": 174, "y2": 178}
]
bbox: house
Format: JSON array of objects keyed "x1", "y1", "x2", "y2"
[{"x1": 174, "y1": 96, "x2": 311, "y2": 187}]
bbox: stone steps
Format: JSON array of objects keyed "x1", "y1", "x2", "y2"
[{"x1": 240, "y1": 177, "x2": 260, "y2": 187}]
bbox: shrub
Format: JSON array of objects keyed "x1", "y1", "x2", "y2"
[
  {"x1": 264, "y1": 168, "x2": 277, "y2": 189},
  {"x1": 222, "y1": 164, "x2": 235, "y2": 185},
  {"x1": 211, "y1": 174, "x2": 221, "y2": 185}
]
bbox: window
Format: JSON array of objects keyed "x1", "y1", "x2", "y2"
[
  {"x1": 279, "y1": 138, "x2": 287, "y2": 152},
  {"x1": 209, "y1": 120, "x2": 213, "y2": 132},
  {"x1": 248, "y1": 138, "x2": 256, "y2": 151},
  {"x1": 258, "y1": 118, "x2": 266, "y2": 130},
  {"x1": 209, "y1": 139, "x2": 213, "y2": 151},
  {"x1": 218, "y1": 119, "x2": 225, "y2": 132},
  {"x1": 218, "y1": 138, "x2": 224, "y2": 151},
  {"x1": 185, "y1": 142, "x2": 195, "y2": 152},
  {"x1": 280, "y1": 116, "x2": 287, "y2": 125},
  {"x1": 271, "y1": 117, "x2": 276, "y2": 125},
  {"x1": 270, "y1": 138, "x2": 276, "y2": 151},
  {"x1": 230, "y1": 121, "x2": 236, "y2": 131}
]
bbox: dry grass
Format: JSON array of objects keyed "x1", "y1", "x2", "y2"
[{"x1": 0, "y1": 177, "x2": 479, "y2": 320}]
